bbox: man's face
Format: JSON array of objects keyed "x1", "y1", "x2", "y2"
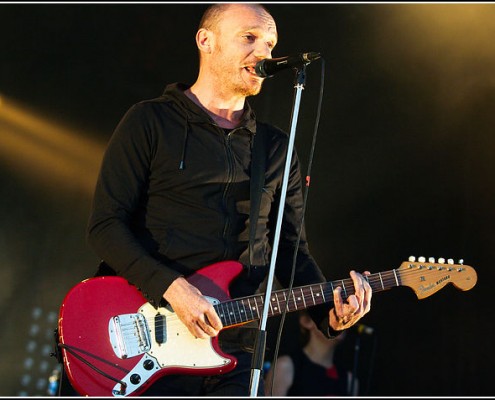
[{"x1": 208, "y1": 4, "x2": 278, "y2": 97}]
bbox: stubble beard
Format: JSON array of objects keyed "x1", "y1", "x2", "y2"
[{"x1": 210, "y1": 52, "x2": 263, "y2": 98}]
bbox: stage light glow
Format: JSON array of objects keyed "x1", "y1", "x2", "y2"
[
  {"x1": 368, "y1": 4, "x2": 495, "y2": 87},
  {"x1": 363, "y1": 3, "x2": 495, "y2": 130},
  {"x1": 0, "y1": 96, "x2": 106, "y2": 196}
]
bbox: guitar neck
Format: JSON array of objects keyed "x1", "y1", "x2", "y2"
[{"x1": 215, "y1": 269, "x2": 399, "y2": 328}]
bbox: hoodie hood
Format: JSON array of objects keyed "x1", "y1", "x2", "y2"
[
  {"x1": 162, "y1": 83, "x2": 258, "y2": 130},
  {"x1": 160, "y1": 83, "x2": 258, "y2": 170}
]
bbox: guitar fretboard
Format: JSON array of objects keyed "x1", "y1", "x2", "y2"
[{"x1": 214, "y1": 269, "x2": 401, "y2": 328}]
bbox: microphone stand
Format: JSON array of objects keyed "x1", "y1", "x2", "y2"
[
  {"x1": 249, "y1": 65, "x2": 308, "y2": 397},
  {"x1": 351, "y1": 333, "x2": 361, "y2": 396}
]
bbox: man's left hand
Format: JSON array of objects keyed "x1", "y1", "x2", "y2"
[{"x1": 329, "y1": 270, "x2": 372, "y2": 331}]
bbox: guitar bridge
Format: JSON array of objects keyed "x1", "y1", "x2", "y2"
[{"x1": 109, "y1": 313, "x2": 151, "y2": 359}]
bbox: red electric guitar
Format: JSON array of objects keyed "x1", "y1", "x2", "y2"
[{"x1": 57, "y1": 257, "x2": 477, "y2": 397}]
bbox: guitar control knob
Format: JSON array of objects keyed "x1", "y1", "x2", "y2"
[
  {"x1": 438, "y1": 257, "x2": 445, "y2": 264},
  {"x1": 130, "y1": 374, "x2": 141, "y2": 385},
  {"x1": 459, "y1": 259, "x2": 464, "y2": 265},
  {"x1": 447, "y1": 258, "x2": 454, "y2": 264},
  {"x1": 143, "y1": 359, "x2": 154, "y2": 370},
  {"x1": 408, "y1": 256, "x2": 416, "y2": 262},
  {"x1": 428, "y1": 257, "x2": 435, "y2": 263},
  {"x1": 418, "y1": 256, "x2": 426, "y2": 263}
]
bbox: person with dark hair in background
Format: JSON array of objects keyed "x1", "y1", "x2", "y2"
[
  {"x1": 86, "y1": 3, "x2": 372, "y2": 396},
  {"x1": 265, "y1": 310, "x2": 357, "y2": 396}
]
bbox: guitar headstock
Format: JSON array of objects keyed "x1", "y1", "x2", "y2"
[{"x1": 397, "y1": 256, "x2": 477, "y2": 299}]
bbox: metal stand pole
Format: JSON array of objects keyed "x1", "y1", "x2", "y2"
[
  {"x1": 351, "y1": 334, "x2": 361, "y2": 395},
  {"x1": 249, "y1": 65, "x2": 307, "y2": 397}
]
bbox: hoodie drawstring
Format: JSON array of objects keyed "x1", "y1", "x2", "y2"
[{"x1": 179, "y1": 114, "x2": 189, "y2": 170}]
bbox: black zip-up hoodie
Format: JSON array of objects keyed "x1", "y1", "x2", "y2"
[{"x1": 87, "y1": 83, "x2": 327, "y2": 316}]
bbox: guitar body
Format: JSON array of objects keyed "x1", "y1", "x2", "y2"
[{"x1": 58, "y1": 260, "x2": 244, "y2": 397}]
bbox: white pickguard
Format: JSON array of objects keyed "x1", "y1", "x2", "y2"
[
  {"x1": 111, "y1": 298, "x2": 233, "y2": 397},
  {"x1": 141, "y1": 301, "x2": 232, "y2": 369}
]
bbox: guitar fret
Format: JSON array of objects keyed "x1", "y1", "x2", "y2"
[
  {"x1": 392, "y1": 269, "x2": 399, "y2": 287},
  {"x1": 253, "y1": 297, "x2": 259, "y2": 319},
  {"x1": 341, "y1": 280, "x2": 347, "y2": 298},
  {"x1": 309, "y1": 286, "x2": 316, "y2": 306},
  {"x1": 227, "y1": 302, "x2": 236, "y2": 325},
  {"x1": 215, "y1": 304, "x2": 223, "y2": 324},
  {"x1": 282, "y1": 290, "x2": 288, "y2": 312},
  {"x1": 274, "y1": 292, "x2": 281, "y2": 313},
  {"x1": 292, "y1": 290, "x2": 298, "y2": 310},
  {"x1": 235, "y1": 300, "x2": 243, "y2": 324},
  {"x1": 268, "y1": 294, "x2": 274, "y2": 316},
  {"x1": 378, "y1": 272, "x2": 385, "y2": 289},
  {"x1": 254, "y1": 296, "x2": 262, "y2": 319},
  {"x1": 222, "y1": 302, "x2": 230, "y2": 326},
  {"x1": 300, "y1": 288, "x2": 307, "y2": 308},
  {"x1": 247, "y1": 297, "x2": 256, "y2": 320},
  {"x1": 322, "y1": 283, "x2": 328, "y2": 302},
  {"x1": 219, "y1": 303, "x2": 229, "y2": 326},
  {"x1": 242, "y1": 301, "x2": 250, "y2": 321},
  {"x1": 284, "y1": 290, "x2": 291, "y2": 311}
]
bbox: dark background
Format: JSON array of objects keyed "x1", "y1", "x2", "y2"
[{"x1": 0, "y1": 2, "x2": 493, "y2": 396}]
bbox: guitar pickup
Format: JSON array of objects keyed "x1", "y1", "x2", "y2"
[
  {"x1": 109, "y1": 313, "x2": 151, "y2": 359},
  {"x1": 154, "y1": 313, "x2": 166, "y2": 344}
]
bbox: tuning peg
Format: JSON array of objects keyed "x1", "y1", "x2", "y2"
[
  {"x1": 438, "y1": 257, "x2": 445, "y2": 264},
  {"x1": 418, "y1": 256, "x2": 426, "y2": 263},
  {"x1": 428, "y1": 257, "x2": 435, "y2": 263},
  {"x1": 408, "y1": 255, "x2": 416, "y2": 262},
  {"x1": 447, "y1": 258, "x2": 454, "y2": 264},
  {"x1": 459, "y1": 259, "x2": 464, "y2": 265}
]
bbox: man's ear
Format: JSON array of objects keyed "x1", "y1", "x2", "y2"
[{"x1": 196, "y1": 28, "x2": 213, "y2": 54}]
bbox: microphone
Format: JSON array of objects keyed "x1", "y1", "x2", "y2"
[
  {"x1": 356, "y1": 323, "x2": 374, "y2": 335},
  {"x1": 254, "y1": 52, "x2": 321, "y2": 78}
]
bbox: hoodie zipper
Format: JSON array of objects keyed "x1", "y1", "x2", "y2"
[{"x1": 222, "y1": 128, "x2": 242, "y2": 261}]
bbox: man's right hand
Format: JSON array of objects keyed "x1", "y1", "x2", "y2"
[{"x1": 163, "y1": 277, "x2": 223, "y2": 339}]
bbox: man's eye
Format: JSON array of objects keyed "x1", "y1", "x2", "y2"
[{"x1": 243, "y1": 34, "x2": 255, "y2": 42}]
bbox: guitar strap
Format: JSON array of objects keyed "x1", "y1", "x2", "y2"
[{"x1": 248, "y1": 127, "x2": 267, "y2": 276}]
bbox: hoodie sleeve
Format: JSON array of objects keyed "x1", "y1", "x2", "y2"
[{"x1": 87, "y1": 102, "x2": 182, "y2": 307}]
